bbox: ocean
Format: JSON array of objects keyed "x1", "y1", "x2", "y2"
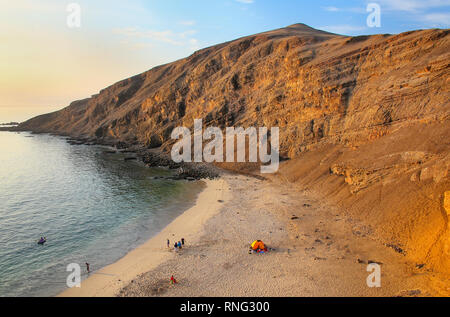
[{"x1": 0, "y1": 131, "x2": 204, "y2": 297}]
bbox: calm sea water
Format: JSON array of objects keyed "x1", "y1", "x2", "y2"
[{"x1": 0, "y1": 131, "x2": 204, "y2": 297}]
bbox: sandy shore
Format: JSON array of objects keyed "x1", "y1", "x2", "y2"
[
  {"x1": 58, "y1": 177, "x2": 230, "y2": 297},
  {"x1": 119, "y1": 174, "x2": 448, "y2": 297},
  {"x1": 60, "y1": 173, "x2": 448, "y2": 297}
]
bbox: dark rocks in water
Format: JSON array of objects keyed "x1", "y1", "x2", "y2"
[
  {"x1": 141, "y1": 150, "x2": 220, "y2": 180},
  {"x1": 0, "y1": 122, "x2": 19, "y2": 126},
  {"x1": 166, "y1": 176, "x2": 183, "y2": 181},
  {"x1": 0, "y1": 123, "x2": 20, "y2": 131},
  {"x1": 177, "y1": 164, "x2": 220, "y2": 180},
  {"x1": 61, "y1": 136, "x2": 222, "y2": 181},
  {"x1": 0, "y1": 127, "x2": 15, "y2": 131},
  {"x1": 66, "y1": 137, "x2": 98, "y2": 146},
  {"x1": 67, "y1": 141, "x2": 85, "y2": 145},
  {"x1": 115, "y1": 141, "x2": 129, "y2": 149},
  {"x1": 94, "y1": 139, "x2": 116, "y2": 147},
  {"x1": 142, "y1": 151, "x2": 179, "y2": 168}
]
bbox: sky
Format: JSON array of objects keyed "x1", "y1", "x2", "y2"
[{"x1": 1, "y1": 0, "x2": 449, "y2": 122}]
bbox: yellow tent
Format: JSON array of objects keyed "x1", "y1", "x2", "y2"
[{"x1": 251, "y1": 240, "x2": 266, "y2": 251}]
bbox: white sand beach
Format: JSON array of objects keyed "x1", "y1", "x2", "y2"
[
  {"x1": 60, "y1": 173, "x2": 448, "y2": 297},
  {"x1": 118, "y1": 174, "x2": 448, "y2": 297}
]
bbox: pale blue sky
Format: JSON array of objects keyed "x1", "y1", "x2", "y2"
[{"x1": 1, "y1": 0, "x2": 449, "y2": 122}]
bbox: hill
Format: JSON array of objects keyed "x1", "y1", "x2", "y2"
[{"x1": 18, "y1": 24, "x2": 450, "y2": 278}]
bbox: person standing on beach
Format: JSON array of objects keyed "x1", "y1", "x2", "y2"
[
  {"x1": 178, "y1": 241, "x2": 182, "y2": 249},
  {"x1": 167, "y1": 239, "x2": 170, "y2": 248},
  {"x1": 85, "y1": 262, "x2": 90, "y2": 274},
  {"x1": 181, "y1": 238, "x2": 185, "y2": 246}
]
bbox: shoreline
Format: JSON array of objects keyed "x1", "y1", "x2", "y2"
[{"x1": 58, "y1": 177, "x2": 230, "y2": 297}]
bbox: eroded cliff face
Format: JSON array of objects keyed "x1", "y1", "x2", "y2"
[{"x1": 19, "y1": 24, "x2": 449, "y2": 275}]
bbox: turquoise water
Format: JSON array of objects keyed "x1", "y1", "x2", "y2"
[{"x1": 0, "y1": 132, "x2": 204, "y2": 297}]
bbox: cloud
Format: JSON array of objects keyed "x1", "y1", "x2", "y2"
[
  {"x1": 372, "y1": 0, "x2": 450, "y2": 27},
  {"x1": 374, "y1": 0, "x2": 450, "y2": 12},
  {"x1": 325, "y1": 1, "x2": 449, "y2": 28},
  {"x1": 323, "y1": 6, "x2": 340, "y2": 12},
  {"x1": 179, "y1": 30, "x2": 198, "y2": 38},
  {"x1": 319, "y1": 25, "x2": 367, "y2": 35},
  {"x1": 325, "y1": 1, "x2": 450, "y2": 14},
  {"x1": 188, "y1": 38, "x2": 200, "y2": 51},
  {"x1": 422, "y1": 12, "x2": 450, "y2": 26},
  {"x1": 322, "y1": 6, "x2": 366, "y2": 14},
  {"x1": 179, "y1": 20, "x2": 196, "y2": 26},
  {"x1": 236, "y1": 0, "x2": 254, "y2": 4},
  {"x1": 113, "y1": 27, "x2": 201, "y2": 50},
  {"x1": 114, "y1": 27, "x2": 179, "y2": 45}
]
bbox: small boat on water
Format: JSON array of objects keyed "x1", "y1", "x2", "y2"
[{"x1": 37, "y1": 238, "x2": 46, "y2": 245}]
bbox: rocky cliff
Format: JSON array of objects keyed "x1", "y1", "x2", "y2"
[{"x1": 19, "y1": 23, "x2": 449, "y2": 276}]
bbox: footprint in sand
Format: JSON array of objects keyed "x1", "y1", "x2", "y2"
[{"x1": 223, "y1": 263, "x2": 233, "y2": 270}]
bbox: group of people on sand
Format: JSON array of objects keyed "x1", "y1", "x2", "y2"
[{"x1": 168, "y1": 238, "x2": 185, "y2": 251}]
